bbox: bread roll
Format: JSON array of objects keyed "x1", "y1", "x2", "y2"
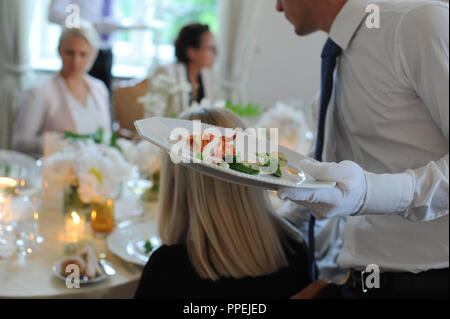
[
  {"x1": 81, "y1": 245, "x2": 98, "y2": 279},
  {"x1": 61, "y1": 256, "x2": 86, "y2": 277}
]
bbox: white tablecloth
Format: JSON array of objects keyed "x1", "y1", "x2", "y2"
[{"x1": 0, "y1": 192, "x2": 159, "y2": 299}]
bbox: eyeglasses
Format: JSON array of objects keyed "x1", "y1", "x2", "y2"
[{"x1": 201, "y1": 46, "x2": 218, "y2": 53}]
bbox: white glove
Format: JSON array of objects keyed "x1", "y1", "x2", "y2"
[{"x1": 278, "y1": 160, "x2": 367, "y2": 219}]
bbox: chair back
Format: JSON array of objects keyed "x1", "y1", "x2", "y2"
[{"x1": 114, "y1": 78, "x2": 150, "y2": 133}]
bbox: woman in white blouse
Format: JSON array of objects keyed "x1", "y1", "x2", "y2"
[
  {"x1": 13, "y1": 22, "x2": 111, "y2": 157},
  {"x1": 151, "y1": 23, "x2": 219, "y2": 116}
]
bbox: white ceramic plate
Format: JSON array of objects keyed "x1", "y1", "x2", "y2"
[
  {"x1": 107, "y1": 219, "x2": 161, "y2": 266},
  {"x1": 52, "y1": 259, "x2": 107, "y2": 285},
  {"x1": 135, "y1": 117, "x2": 335, "y2": 190}
]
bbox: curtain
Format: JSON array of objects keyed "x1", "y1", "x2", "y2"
[
  {"x1": 217, "y1": 0, "x2": 262, "y2": 103},
  {"x1": 0, "y1": 0, "x2": 36, "y2": 150}
]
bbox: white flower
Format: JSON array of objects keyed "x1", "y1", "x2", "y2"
[
  {"x1": 76, "y1": 145, "x2": 133, "y2": 202},
  {"x1": 43, "y1": 140, "x2": 134, "y2": 203},
  {"x1": 190, "y1": 99, "x2": 226, "y2": 110},
  {"x1": 137, "y1": 92, "x2": 167, "y2": 117},
  {"x1": 137, "y1": 73, "x2": 193, "y2": 117},
  {"x1": 256, "y1": 101, "x2": 314, "y2": 155},
  {"x1": 117, "y1": 138, "x2": 161, "y2": 177},
  {"x1": 116, "y1": 139, "x2": 138, "y2": 163},
  {"x1": 152, "y1": 73, "x2": 191, "y2": 96},
  {"x1": 77, "y1": 172, "x2": 102, "y2": 203}
]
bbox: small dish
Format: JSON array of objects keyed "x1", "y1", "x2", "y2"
[
  {"x1": 107, "y1": 219, "x2": 161, "y2": 266},
  {"x1": 52, "y1": 259, "x2": 108, "y2": 285}
]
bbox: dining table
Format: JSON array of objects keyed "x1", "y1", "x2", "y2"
[
  {"x1": 0, "y1": 175, "x2": 290, "y2": 300},
  {"x1": 0, "y1": 188, "x2": 159, "y2": 299}
]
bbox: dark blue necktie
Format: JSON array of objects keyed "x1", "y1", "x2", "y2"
[{"x1": 308, "y1": 38, "x2": 342, "y2": 282}]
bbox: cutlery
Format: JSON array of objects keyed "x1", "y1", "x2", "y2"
[{"x1": 99, "y1": 258, "x2": 116, "y2": 276}]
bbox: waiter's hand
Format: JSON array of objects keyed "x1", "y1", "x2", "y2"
[{"x1": 278, "y1": 160, "x2": 366, "y2": 219}]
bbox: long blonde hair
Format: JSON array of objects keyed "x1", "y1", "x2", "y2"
[{"x1": 158, "y1": 107, "x2": 303, "y2": 280}]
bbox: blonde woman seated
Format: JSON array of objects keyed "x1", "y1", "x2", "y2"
[
  {"x1": 134, "y1": 107, "x2": 310, "y2": 299},
  {"x1": 150, "y1": 23, "x2": 219, "y2": 117},
  {"x1": 13, "y1": 22, "x2": 111, "y2": 157}
]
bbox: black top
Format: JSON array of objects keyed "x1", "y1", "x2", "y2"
[
  {"x1": 187, "y1": 71, "x2": 205, "y2": 105},
  {"x1": 134, "y1": 240, "x2": 310, "y2": 299}
]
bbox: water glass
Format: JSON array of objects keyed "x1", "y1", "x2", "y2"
[
  {"x1": 0, "y1": 229, "x2": 16, "y2": 259},
  {"x1": 11, "y1": 195, "x2": 43, "y2": 256}
]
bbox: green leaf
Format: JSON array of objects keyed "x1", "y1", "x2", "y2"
[
  {"x1": 271, "y1": 165, "x2": 282, "y2": 178},
  {"x1": 1, "y1": 161, "x2": 11, "y2": 177},
  {"x1": 63, "y1": 128, "x2": 125, "y2": 153},
  {"x1": 144, "y1": 240, "x2": 154, "y2": 254},
  {"x1": 92, "y1": 128, "x2": 104, "y2": 144},
  {"x1": 225, "y1": 99, "x2": 262, "y2": 117},
  {"x1": 63, "y1": 127, "x2": 104, "y2": 143},
  {"x1": 229, "y1": 162, "x2": 260, "y2": 175},
  {"x1": 109, "y1": 131, "x2": 123, "y2": 153}
]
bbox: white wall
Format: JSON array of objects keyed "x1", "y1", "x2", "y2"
[
  {"x1": 246, "y1": 0, "x2": 327, "y2": 109},
  {"x1": 33, "y1": 0, "x2": 328, "y2": 111}
]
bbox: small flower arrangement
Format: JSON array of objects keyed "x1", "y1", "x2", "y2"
[
  {"x1": 137, "y1": 73, "x2": 191, "y2": 117},
  {"x1": 43, "y1": 140, "x2": 134, "y2": 205},
  {"x1": 256, "y1": 101, "x2": 314, "y2": 155}
]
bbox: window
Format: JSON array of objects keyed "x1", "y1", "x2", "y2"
[{"x1": 30, "y1": 0, "x2": 218, "y2": 78}]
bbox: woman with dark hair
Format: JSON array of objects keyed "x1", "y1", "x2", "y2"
[{"x1": 150, "y1": 23, "x2": 219, "y2": 116}]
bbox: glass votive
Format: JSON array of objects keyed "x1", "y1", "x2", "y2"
[
  {"x1": 0, "y1": 193, "x2": 13, "y2": 227},
  {"x1": 11, "y1": 196, "x2": 42, "y2": 256},
  {"x1": 90, "y1": 198, "x2": 115, "y2": 233},
  {"x1": 0, "y1": 177, "x2": 18, "y2": 196},
  {"x1": 64, "y1": 211, "x2": 87, "y2": 244},
  {"x1": 0, "y1": 229, "x2": 16, "y2": 259}
]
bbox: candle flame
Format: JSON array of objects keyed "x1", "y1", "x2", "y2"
[
  {"x1": 71, "y1": 211, "x2": 80, "y2": 225},
  {"x1": 0, "y1": 177, "x2": 18, "y2": 188}
]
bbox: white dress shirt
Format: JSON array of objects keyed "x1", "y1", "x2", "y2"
[
  {"x1": 12, "y1": 73, "x2": 111, "y2": 156},
  {"x1": 48, "y1": 0, "x2": 122, "y2": 50},
  {"x1": 318, "y1": 0, "x2": 449, "y2": 273}
]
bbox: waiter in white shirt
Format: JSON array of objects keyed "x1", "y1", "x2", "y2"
[
  {"x1": 276, "y1": 0, "x2": 449, "y2": 299},
  {"x1": 48, "y1": 0, "x2": 151, "y2": 91}
]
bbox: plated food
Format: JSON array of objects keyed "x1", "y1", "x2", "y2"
[
  {"x1": 135, "y1": 117, "x2": 336, "y2": 190},
  {"x1": 54, "y1": 245, "x2": 107, "y2": 284},
  {"x1": 174, "y1": 132, "x2": 291, "y2": 178},
  {"x1": 107, "y1": 219, "x2": 161, "y2": 266}
]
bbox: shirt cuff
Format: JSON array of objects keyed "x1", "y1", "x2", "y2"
[{"x1": 357, "y1": 171, "x2": 415, "y2": 215}]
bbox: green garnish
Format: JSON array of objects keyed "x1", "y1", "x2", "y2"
[
  {"x1": 229, "y1": 162, "x2": 261, "y2": 175},
  {"x1": 228, "y1": 155, "x2": 283, "y2": 177},
  {"x1": 144, "y1": 240, "x2": 154, "y2": 254}
]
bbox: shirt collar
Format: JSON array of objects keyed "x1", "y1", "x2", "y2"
[{"x1": 329, "y1": 0, "x2": 376, "y2": 50}]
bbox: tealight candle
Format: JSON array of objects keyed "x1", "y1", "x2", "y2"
[
  {"x1": 0, "y1": 194, "x2": 12, "y2": 224},
  {"x1": 0, "y1": 177, "x2": 18, "y2": 195},
  {"x1": 65, "y1": 211, "x2": 86, "y2": 243}
]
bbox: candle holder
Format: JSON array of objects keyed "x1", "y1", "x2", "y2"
[
  {"x1": 0, "y1": 177, "x2": 18, "y2": 196},
  {"x1": 63, "y1": 180, "x2": 91, "y2": 218},
  {"x1": 64, "y1": 210, "x2": 87, "y2": 244},
  {"x1": 0, "y1": 193, "x2": 12, "y2": 230},
  {"x1": 90, "y1": 198, "x2": 115, "y2": 234}
]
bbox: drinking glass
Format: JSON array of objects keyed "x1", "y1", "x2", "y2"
[{"x1": 12, "y1": 195, "x2": 43, "y2": 256}]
